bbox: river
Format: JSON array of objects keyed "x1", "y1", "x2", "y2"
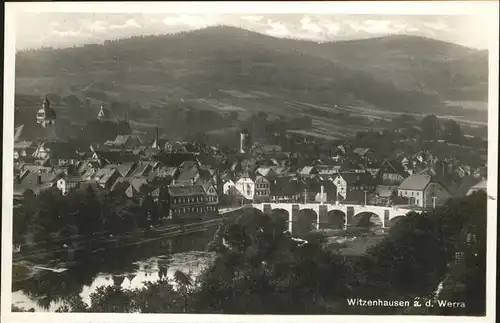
[{"x1": 12, "y1": 227, "x2": 218, "y2": 312}]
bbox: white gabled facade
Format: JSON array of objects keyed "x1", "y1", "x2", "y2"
[
  {"x1": 235, "y1": 176, "x2": 255, "y2": 201},
  {"x1": 332, "y1": 175, "x2": 347, "y2": 199}
]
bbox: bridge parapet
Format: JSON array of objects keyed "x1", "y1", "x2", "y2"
[{"x1": 249, "y1": 203, "x2": 419, "y2": 233}]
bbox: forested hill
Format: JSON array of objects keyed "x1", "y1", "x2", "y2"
[{"x1": 15, "y1": 26, "x2": 488, "y2": 115}]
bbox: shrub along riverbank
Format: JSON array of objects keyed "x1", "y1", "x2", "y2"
[{"x1": 12, "y1": 192, "x2": 487, "y2": 315}]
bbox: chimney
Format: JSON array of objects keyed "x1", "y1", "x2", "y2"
[{"x1": 191, "y1": 179, "x2": 195, "y2": 186}]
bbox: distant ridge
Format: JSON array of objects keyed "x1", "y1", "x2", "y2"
[{"x1": 15, "y1": 25, "x2": 488, "y2": 114}]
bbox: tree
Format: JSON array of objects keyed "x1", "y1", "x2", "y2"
[
  {"x1": 88, "y1": 286, "x2": 134, "y2": 312},
  {"x1": 442, "y1": 119, "x2": 463, "y2": 144},
  {"x1": 420, "y1": 115, "x2": 441, "y2": 141}
]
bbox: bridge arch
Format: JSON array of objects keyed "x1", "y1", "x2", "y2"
[
  {"x1": 320, "y1": 210, "x2": 346, "y2": 230},
  {"x1": 352, "y1": 211, "x2": 383, "y2": 228},
  {"x1": 296, "y1": 208, "x2": 318, "y2": 234},
  {"x1": 268, "y1": 208, "x2": 290, "y2": 232}
]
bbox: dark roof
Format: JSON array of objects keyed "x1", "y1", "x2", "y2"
[
  {"x1": 14, "y1": 172, "x2": 57, "y2": 195},
  {"x1": 154, "y1": 152, "x2": 198, "y2": 167},
  {"x1": 177, "y1": 166, "x2": 199, "y2": 182},
  {"x1": 94, "y1": 150, "x2": 140, "y2": 164},
  {"x1": 39, "y1": 142, "x2": 79, "y2": 159},
  {"x1": 270, "y1": 178, "x2": 300, "y2": 196},
  {"x1": 168, "y1": 184, "x2": 206, "y2": 196},
  {"x1": 398, "y1": 174, "x2": 432, "y2": 191},
  {"x1": 337, "y1": 172, "x2": 375, "y2": 186},
  {"x1": 377, "y1": 159, "x2": 409, "y2": 178},
  {"x1": 116, "y1": 161, "x2": 138, "y2": 177}
]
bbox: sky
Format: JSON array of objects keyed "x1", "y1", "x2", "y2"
[{"x1": 13, "y1": 9, "x2": 497, "y2": 51}]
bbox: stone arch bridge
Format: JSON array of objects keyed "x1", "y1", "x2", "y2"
[{"x1": 249, "y1": 203, "x2": 414, "y2": 233}]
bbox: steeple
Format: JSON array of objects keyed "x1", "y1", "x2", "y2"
[
  {"x1": 152, "y1": 127, "x2": 160, "y2": 149},
  {"x1": 36, "y1": 96, "x2": 57, "y2": 128},
  {"x1": 97, "y1": 104, "x2": 109, "y2": 120}
]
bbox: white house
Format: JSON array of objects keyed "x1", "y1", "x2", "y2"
[
  {"x1": 397, "y1": 174, "x2": 451, "y2": 208},
  {"x1": 332, "y1": 175, "x2": 347, "y2": 199},
  {"x1": 235, "y1": 173, "x2": 255, "y2": 201},
  {"x1": 55, "y1": 176, "x2": 83, "y2": 196}
]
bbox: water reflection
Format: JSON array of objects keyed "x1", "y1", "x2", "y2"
[{"x1": 12, "y1": 228, "x2": 217, "y2": 312}]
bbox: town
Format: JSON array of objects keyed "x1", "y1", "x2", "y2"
[{"x1": 14, "y1": 96, "x2": 487, "y2": 229}]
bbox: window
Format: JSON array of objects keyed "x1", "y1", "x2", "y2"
[
  {"x1": 412, "y1": 192, "x2": 414, "y2": 196},
  {"x1": 416, "y1": 199, "x2": 419, "y2": 205}
]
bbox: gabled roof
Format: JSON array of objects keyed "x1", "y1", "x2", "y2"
[
  {"x1": 237, "y1": 171, "x2": 256, "y2": 182},
  {"x1": 256, "y1": 167, "x2": 275, "y2": 177},
  {"x1": 270, "y1": 177, "x2": 300, "y2": 196},
  {"x1": 353, "y1": 148, "x2": 371, "y2": 156},
  {"x1": 94, "y1": 168, "x2": 120, "y2": 185},
  {"x1": 116, "y1": 161, "x2": 138, "y2": 177},
  {"x1": 377, "y1": 159, "x2": 409, "y2": 178},
  {"x1": 14, "y1": 141, "x2": 34, "y2": 150},
  {"x1": 398, "y1": 174, "x2": 432, "y2": 191},
  {"x1": 36, "y1": 142, "x2": 80, "y2": 159},
  {"x1": 177, "y1": 166, "x2": 199, "y2": 182},
  {"x1": 336, "y1": 172, "x2": 375, "y2": 185},
  {"x1": 299, "y1": 166, "x2": 317, "y2": 175},
  {"x1": 129, "y1": 162, "x2": 152, "y2": 177},
  {"x1": 470, "y1": 179, "x2": 487, "y2": 190},
  {"x1": 129, "y1": 177, "x2": 150, "y2": 194},
  {"x1": 14, "y1": 172, "x2": 57, "y2": 195},
  {"x1": 168, "y1": 184, "x2": 206, "y2": 196}
]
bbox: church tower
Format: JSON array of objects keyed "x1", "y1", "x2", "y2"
[
  {"x1": 36, "y1": 97, "x2": 57, "y2": 140},
  {"x1": 97, "y1": 104, "x2": 110, "y2": 121}
]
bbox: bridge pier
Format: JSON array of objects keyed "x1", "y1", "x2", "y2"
[
  {"x1": 383, "y1": 210, "x2": 389, "y2": 228},
  {"x1": 318, "y1": 204, "x2": 327, "y2": 230},
  {"x1": 346, "y1": 206, "x2": 354, "y2": 229},
  {"x1": 290, "y1": 204, "x2": 300, "y2": 234}
]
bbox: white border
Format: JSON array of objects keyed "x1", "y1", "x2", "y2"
[{"x1": 2, "y1": 2, "x2": 499, "y2": 323}]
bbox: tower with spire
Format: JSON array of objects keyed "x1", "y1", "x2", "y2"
[
  {"x1": 152, "y1": 127, "x2": 160, "y2": 150},
  {"x1": 36, "y1": 97, "x2": 56, "y2": 128},
  {"x1": 97, "y1": 104, "x2": 110, "y2": 121},
  {"x1": 36, "y1": 96, "x2": 57, "y2": 140}
]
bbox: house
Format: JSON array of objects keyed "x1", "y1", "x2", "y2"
[
  {"x1": 124, "y1": 177, "x2": 150, "y2": 200},
  {"x1": 254, "y1": 175, "x2": 271, "y2": 202},
  {"x1": 93, "y1": 168, "x2": 121, "y2": 189},
  {"x1": 253, "y1": 144, "x2": 282, "y2": 155},
  {"x1": 397, "y1": 174, "x2": 451, "y2": 208},
  {"x1": 331, "y1": 172, "x2": 376, "y2": 200},
  {"x1": 202, "y1": 182, "x2": 219, "y2": 213},
  {"x1": 466, "y1": 179, "x2": 487, "y2": 196},
  {"x1": 32, "y1": 142, "x2": 80, "y2": 166},
  {"x1": 255, "y1": 167, "x2": 277, "y2": 181},
  {"x1": 270, "y1": 177, "x2": 301, "y2": 203},
  {"x1": 167, "y1": 184, "x2": 216, "y2": 219},
  {"x1": 376, "y1": 159, "x2": 409, "y2": 185},
  {"x1": 176, "y1": 164, "x2": 200, "y2": 185},
  {"x1": 55, "y1": 174, "x2": 84, "y2": 196},
  {"x1": 298, "y1": 166, "x2": 318, "y2": 178},
  {"x1": 14, "y1": 171, "x2": 58, "y2": 199},
  {"x1": 109, "y1": 135, "x2": 143, "y2": 149},
  {"x1": 316, "y1": 164, "x2": 341, "y2": 177},
  {"x1": 14, "y1": 141, "x2": 36, "y2": 160},
  {"x1": 234, "y1": 172, "x2": 256, "y2": 201}
]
